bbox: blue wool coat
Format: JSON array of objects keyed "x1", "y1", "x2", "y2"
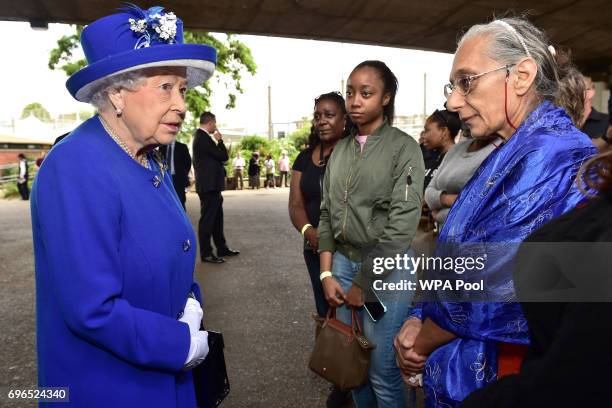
[{"x1": 31, "y1": 116, "x2": 199, "y2": 407}]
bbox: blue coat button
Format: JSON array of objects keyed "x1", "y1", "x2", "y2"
[
  {"x1": 183, "y1": 239, "x2": 191, "y2": 252},
  {"x1": 152, "y1": 175, "x2": 161, "y2": 188}
]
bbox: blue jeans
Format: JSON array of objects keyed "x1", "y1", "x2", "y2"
[{"x1": 332, "y1": 250, "x2": 417, "y2": 408}]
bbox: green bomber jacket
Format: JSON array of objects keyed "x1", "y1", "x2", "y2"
[{"x1": 317, "y1": 120, "x2": 425, "y2": 290}]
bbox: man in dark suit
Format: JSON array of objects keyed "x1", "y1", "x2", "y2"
[
  {"x1": 192, "y1": 112, "x2": 240, "y2": 263},
  {"x1": 160, "y1": 140, "x2": 191, "y2": 210},
  {"x1": 17, "y1": 153, "x2": 29, "y2": 200}
]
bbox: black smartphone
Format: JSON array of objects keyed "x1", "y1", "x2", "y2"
[{"x1": 363, "y1": 290, "x2": 387, "y2": 322}]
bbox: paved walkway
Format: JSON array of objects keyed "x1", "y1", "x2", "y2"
[{"x1": 0, "y1": 188, "x2": 330, "y2": 407}]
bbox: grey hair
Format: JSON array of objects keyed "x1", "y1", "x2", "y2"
[
  {"x1": 458, "y1": 17, "x2": 564, "y2": 104},
  {"x1": 89, "y1": 70, "x2": 148, "y2": 110}
]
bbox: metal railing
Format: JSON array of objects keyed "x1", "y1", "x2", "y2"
[
  {"x1": 0, "y1": 163, "x2": 37, "y2": 185},
  {"x1": 0, "y1": 163, "x2": 18, "y2": 185}
]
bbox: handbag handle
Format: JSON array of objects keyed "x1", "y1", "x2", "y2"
[
  {"x1": 351, "y1": 309, "x2": 363, "y2": 335},
  {"x1": 326, "y1": 307, "x2": 364, "y2": 335}
]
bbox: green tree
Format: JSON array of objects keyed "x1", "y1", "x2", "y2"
[
  {"x1": 289, "y1": 118, "x2": 312, "y2": 150},
  {"x1": 48, "y1": 26, "x2": 86, "y2": 76},
  {"x1": 224, "y1": 136, "x2": 301, "y2": 178},
  {"x1": 48, "y1": 26, "x2": 257, "y2": 141},
  {"x1": 239, "y1": 135, "x2": 271, "y2": 154},
  {"x1": 21, "y1": 102, "x2": 52, "y2": 122}
]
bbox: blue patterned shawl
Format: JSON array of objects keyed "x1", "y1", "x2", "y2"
[{"x1": 416, "y1": 101, "x2": 596, "y2": 407}]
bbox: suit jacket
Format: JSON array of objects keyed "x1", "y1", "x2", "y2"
[
  {"x1": 160, "y1": 141, "x2": 192, "y2": 189},
  {"x1": 192, "y1": 128, "x2": 228, "y2": 193},
  {"x1": 31, "y1": 116, "x2": 200, "y2": 407}
]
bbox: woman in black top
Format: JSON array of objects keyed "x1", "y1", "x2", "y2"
[
  {"x1": 289, "y1": 92, "x2": 354, "y2": 407},
  {"x1": 459, "y1": 152, "x2": 612, "y2": 408},
  {"x1": 289, "y1": 92, "x2": 352, "y2": 318}
]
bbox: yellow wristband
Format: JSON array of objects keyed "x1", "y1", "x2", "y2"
[
  {"x1": 319, "y1": 271, "x2": 333, "y2": 281},
  {"x1": 301, "y1": 223, "x2": 313, "y2": 236}
]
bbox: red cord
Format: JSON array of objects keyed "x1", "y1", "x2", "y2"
[{"x1": 504, "y1": 73, "x2": 517, "y2": 130}]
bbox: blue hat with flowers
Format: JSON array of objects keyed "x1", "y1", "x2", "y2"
[{"x1": 66, "y1": 4, "x2": 217, "y2": 102}]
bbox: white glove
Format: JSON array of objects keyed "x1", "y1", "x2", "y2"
[
  {"x1": 179, "y1": 297, "x2": 203, "y2": 336},
  {"x1": 183, "y1": 330, "x2": 209, "y2": 369}
]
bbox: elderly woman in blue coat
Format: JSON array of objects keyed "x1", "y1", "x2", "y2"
[{"x1": 31, "y1": 5, "x2": 217, "y2": 407}]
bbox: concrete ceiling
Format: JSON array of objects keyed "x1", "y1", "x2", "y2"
[{"x1": 2, "y1": 0, "x2": 611, "y2": 77}]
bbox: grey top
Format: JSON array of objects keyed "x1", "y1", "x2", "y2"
[{"x1": 424, "y1": 139, "x2": 498, "y2": 224}]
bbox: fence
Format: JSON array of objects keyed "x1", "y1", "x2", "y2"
[{"x1": 0, "y1": 162, "x2": 38, "y2": 185}]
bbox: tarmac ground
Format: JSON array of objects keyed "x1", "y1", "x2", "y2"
[{"x1": 0, "y1": 188, "x2": 333, "y2": 407}]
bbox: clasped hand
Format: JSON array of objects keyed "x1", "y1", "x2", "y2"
[{"x1": 394, "y1": 318, "x2": 428, "y2": 387}]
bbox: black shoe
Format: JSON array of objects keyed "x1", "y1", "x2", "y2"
[
  {"x1": 326, "y1": 385, "x2": 352, "y2": 408},
  {"x1": 201, "y1": 255, "x2": 225, "y2": 263},
  {"x1": 217, "y1": 248, "x2": 240, "y2": 257}
]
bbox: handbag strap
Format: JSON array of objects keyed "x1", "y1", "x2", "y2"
[
  {"x1": 326, "y1": 307, "x2": 364, "y2": 335},
  {"x1": 325, "y1": 307, "x2": 374, "y2": 350},
  {"x1": 351, "y1": 309, "x2": 364, "y2": 335}
]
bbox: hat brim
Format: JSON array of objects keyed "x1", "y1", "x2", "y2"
[{"x1": 67, "y1": 43, "x2": 217, "y2": 102}]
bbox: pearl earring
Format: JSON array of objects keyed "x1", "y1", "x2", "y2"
[{"x1": 116, "y1": 108, "x2": 123, "y2": 116}]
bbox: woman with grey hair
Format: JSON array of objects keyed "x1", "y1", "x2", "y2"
[
  {"x1": 31, "y1": 5, "x2": 218, "y2": 406},
  {"x1": 394, "y1": 16, "x2": 596, "y2": 407}
]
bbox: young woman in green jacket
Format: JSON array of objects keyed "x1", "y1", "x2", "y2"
[{"x1": 318, "y1": 60, "x2": 425, "y2": 408}]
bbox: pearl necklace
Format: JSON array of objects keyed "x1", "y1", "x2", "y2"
[{"x1": 99, "y1": 116, "x2": 150, "y2": 169}]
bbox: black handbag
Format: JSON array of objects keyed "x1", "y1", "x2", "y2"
[{"x1": 192, "y1": 330, "x2": 230, "y2": 407}]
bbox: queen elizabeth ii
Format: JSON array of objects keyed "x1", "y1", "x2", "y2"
[{"x1": 31, "y1": 5, "x2": 216, "y2": 406}]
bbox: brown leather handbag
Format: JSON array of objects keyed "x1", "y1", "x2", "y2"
[{"x1": 309, "y1": 307, "x2": 376, "y2": 390}]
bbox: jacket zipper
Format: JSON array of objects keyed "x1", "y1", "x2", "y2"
[
  {"x1": 341, "y1": 140, "x2": 360, "y2": 241},
  {"x1": 405, "y1": 166, "x2": 413, "y2": 201}
]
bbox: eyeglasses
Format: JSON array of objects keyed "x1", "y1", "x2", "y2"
[{"x1": 444, "y1": 65, "x2": 514, "y2": 98}]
